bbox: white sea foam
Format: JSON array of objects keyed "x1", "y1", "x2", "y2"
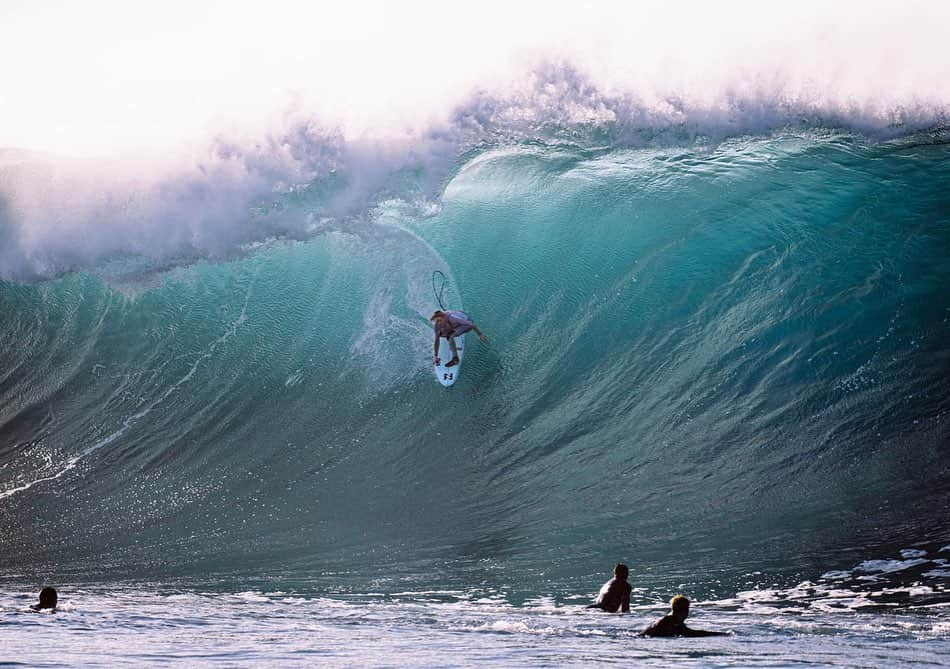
[
  {"x1": 821, "y1": 570, "x2": 852, "y2": 581},
  {"x1": 900, "y1": 549, "x2": 929, "y2": 559},
  {"x1": 854, "y1": 559, "x2": 931, "y2": 575},
  {"x1": 3, "y1": 585, "x2": 947, "y2": 667},
  {"x1": 1, "y1": 1, "x2": 948, "y2": 281}
]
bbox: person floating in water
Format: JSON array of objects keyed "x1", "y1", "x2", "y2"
[
  {"x1": 587, "y1": 563, "x2": 632, "y2": 613},
  {"x1": 430, "y1": 310, "x2": 488, "y2": 368},
  {"x1": 641, "y1": 595, "x2": 728, "y2": 637},
  {"x1": 30, "y1": 587, "x2": 58, "y2": 612}
]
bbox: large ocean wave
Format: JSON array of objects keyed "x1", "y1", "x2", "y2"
[{"x1": 1, "y1": 73, "x2": 949, "y2": 597}]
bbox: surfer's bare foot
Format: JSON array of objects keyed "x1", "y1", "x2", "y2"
[
  {"x1": 446, "y1": 357, "x2": 459, "y2": 368},
  {"x1": 434, "y1": 358, "x2": 440, "y2": 365}
]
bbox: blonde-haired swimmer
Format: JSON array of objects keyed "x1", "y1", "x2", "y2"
[{"x1": 641, "y1": 595, "x2": 728, "y2": 637}]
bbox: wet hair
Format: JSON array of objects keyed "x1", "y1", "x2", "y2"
[
  {"x1": 430, "y1": 310, "x2": 445, "y2": 321},
  {"x1": 670, "y1": 594, "x2": 690, "y2": 612},
  {"x1": 37, "y1": 587, "x2": 58, "y2": 609},
  {"x1": 614, "y1": 563, "x2": 629, "y2": 580}
]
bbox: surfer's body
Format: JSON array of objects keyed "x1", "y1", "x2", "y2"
[
  {"x1": 641, "y1": 595, "x2": 728, "y2": 637},
  {"x1": 587, "y1": 563, "x2": 631, "y2": 613},
  {"x1": 430, "y1": 310, "x2": 487, "y2": 368}
]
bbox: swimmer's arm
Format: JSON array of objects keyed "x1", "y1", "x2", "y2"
[
  {"x1": 640, "y1": 617, "x2": 676, "y2": 637},
  {"x1": 682, "y1": 626, "x2": 729, "y2": 637}
]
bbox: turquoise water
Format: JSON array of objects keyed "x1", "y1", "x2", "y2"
[{"x1": 2, "y1": 114, "x2": 949, "y2": 664}]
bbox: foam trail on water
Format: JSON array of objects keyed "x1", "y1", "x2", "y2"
[{"x1": 0, "y1": 278, "x2": 253, "y2": 500}]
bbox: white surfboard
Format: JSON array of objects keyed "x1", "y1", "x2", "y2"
[{"x1": 434, "y1": 335, "x2": 464, "y2": 387}]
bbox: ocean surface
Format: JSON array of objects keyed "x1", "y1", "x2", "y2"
[{"x1": 2, "y1": 69, "x2": 950, "y2": 665}]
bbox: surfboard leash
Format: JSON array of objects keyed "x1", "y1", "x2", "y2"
[{"x1": 432, "y1": 270, "x2": 448, "y2": 310}]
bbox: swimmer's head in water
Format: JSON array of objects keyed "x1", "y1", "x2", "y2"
[
  {"x1": 671, "y1": 594, "x2": 690, "y2": 615},
  {"x1": 37, "y1": 587, "x2": 58, "y2": 609},
  {"x1": 614, "y1": 563, "x2": 629, "y2": 580}
]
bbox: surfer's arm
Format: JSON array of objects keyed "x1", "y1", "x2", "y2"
[
  {"x1": 433, "y1": 331, "x2": 441, "y2": 363},
  {"x1": 472, "y1": 324, "x2": 488, "y2": 343}
]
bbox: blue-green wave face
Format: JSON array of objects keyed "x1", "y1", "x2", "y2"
[{"x1": 2, "y1": 121, "x2": 949, "y2": 597}]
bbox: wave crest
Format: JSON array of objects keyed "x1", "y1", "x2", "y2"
[{"x1": 2, "y1": 64, "x2": 948, "y2": 281}]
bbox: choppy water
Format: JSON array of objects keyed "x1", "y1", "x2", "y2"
[{"x1": 4, "y1": 548, "x2": 949, "y2": 667}]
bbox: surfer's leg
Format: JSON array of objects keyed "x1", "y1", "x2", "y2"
[{"x1": 446, "y1": 338, "x2": 460, "y2": 367}]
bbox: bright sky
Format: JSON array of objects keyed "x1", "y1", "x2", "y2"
[{"x1": 2, "y1": 0, "x2": 947, "y2": 157}]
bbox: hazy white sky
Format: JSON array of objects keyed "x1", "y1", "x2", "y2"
[{"x1": 2, "y1": 0, "x2": 947, "y2": 156}]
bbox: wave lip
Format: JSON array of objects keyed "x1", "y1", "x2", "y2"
[{"x1": 3, "y1": 62, "x2": 950, "y2": 282}]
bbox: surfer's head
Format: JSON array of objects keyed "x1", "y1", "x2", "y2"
[
  {"x1": 670, "y1": 594, "x2": 690, "y2": 619},
  {"x1": 36, "y1": 587, "x2": 58, "y2": 610},
  {"x1": 429, "y1": 310, "x2": 445, "y2": 322},
  {"x1": 614, "y1": 563, "x2": 629, "y2": 581}
]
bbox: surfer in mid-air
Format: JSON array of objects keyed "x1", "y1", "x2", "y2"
[{"x1": 431, "y1": 310, "x2": 487, "y2": 368}]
